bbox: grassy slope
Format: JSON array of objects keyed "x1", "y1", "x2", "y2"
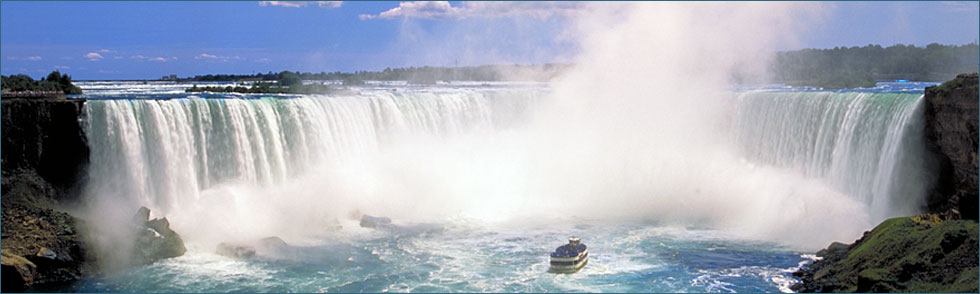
[{"x1": 797, "y1": 215, "x2": 978, "y2": 292}]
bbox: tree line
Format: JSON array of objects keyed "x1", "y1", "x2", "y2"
[
  {"x1": 179, "y1": 64, "x2": 572, "y2": 84},
  {"x1": 1, "y1": 71, "x2": 83, "y2": 94},
  {"x1": 769, "y1": 43, "x2": 979, "y2": 88}
]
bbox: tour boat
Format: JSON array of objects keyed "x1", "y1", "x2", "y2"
[{"x1": 549, "y1": 237, "x2": 588, "y2": 273}]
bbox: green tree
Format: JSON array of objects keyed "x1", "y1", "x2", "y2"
[{"x1": 279, "y1": 71, "x2": 302, "y2": 87}]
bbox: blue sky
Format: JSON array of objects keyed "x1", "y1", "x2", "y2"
[{"x1": 1, "y1": 1, "x2": 977, "y2": 80}]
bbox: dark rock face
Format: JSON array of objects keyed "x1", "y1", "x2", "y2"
[
  {"x1": 1, "y1": 99, "x2": 89, "y2": 202},
  {"x1": 131, "y1": 207, "x2": 187, "y2": 264},
  {"x1": 923, "y1": 75, "x2": 979, "y2": 220},
  {"x1": 792, "y1": 215, "x2": 978, "y2": 293}
]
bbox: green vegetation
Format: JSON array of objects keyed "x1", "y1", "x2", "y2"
[
  {"x1": 771, "y1": 43, "x2": 979, "y2": 88},
  {"x1": 178, "y1": 64, "x2": 571, "y2": 83},
  {"x1": 186, "y1": 81, "x2": 336, "y2": 94},
  {"x1": 927, "y1": 73, "x2": 979, "y2": 98},
  {"x1": 278, "y1": 71, "x2": 302, "y2": 86},
  {"x1": 1, "y1": 71, "x2": 83, "y2": 94},
  {"x1": 795, "y1": 215, "x2": 978, "y2": 292},
  {"x1": 342, "y1": 75, "x2": 365, "y2": 86}
]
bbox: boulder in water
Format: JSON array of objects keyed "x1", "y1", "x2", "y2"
[
  {"x1": 132, "y1": 206, "x2": 150, "y2": 224},
  {"x1": 216, "y1": 236, "x2": 290, "y2": 259},
  {"x1": 258, "y1": 236, "x2": 288, "y2": 251},
  {"x1": 216, "y1": 243, "x2": 256, "y2": 259},
  {"x1": 359, "y1": 214, "x2": 392, "y2": 228},
  {"x1": 132, "y1": 207, "x2": 187, "y2": 264}
]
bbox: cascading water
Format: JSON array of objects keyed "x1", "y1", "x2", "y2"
[
  {"x1": 730, "y1": 91, "x2": 934, "y2": 220},
  {"x1": 81, "y1": 87, "x2": 937, "y2": 243},
  {"x1": 82, "y1": 89, "x2": 539, "y2": 217}
]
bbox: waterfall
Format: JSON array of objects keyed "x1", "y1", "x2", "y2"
[
  {"x1": 730, "y1": 91, "x2": 934, "y2": 219},
  {"x1": 79, "y1": 87, "x2": 935, "y2": 246},
  {"x1": 82, "y1": 90, "x2": 538, "y2": 215}
]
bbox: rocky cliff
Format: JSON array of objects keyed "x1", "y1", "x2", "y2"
[
  {"x1": 923, "y1": 74, "x2": 979, "y2": 220},
  {"x1": 2, "y1": 98, "x2": 93, "y2": 291},
  {"x1": 2, "y1": 98, "x2": 89, "y2": 203}
]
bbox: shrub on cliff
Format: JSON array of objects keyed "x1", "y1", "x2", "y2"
[{"x1": 1, "y1": 71, "x2": 82, "y2": 94}]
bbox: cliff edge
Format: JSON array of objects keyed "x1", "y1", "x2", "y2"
[{"x1": 923, "y1": 73, "x2": 979, "y2": 220}]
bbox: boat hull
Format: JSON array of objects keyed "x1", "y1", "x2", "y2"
[{"x1": 548, "y1": 257, "x2": 588, "y2": 273}]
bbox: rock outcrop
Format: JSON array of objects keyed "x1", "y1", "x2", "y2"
[
  {"x1": 792, "y1": 215, "x2": 978, "y2": 293},
  {"x1": 923, "y1": 74, "x2": 979, "y2": 220},
  {"x1": 131, "y1": 207, "x2": 186, "y2": 264},
  {"x1": 2, "y1": 250, "x2": 38, "y2": 292}
]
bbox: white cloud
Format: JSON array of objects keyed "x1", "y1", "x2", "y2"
[
  {"x1": 6, "y1": 56, "x2": 44, "y2": 61},
  {"x1": 124, "y1": 55, "x2": 173, "y2": 62},
  {"x1": 256, "y1": 57, "x2": 272, "y2": 63},
  {"x1": 85, "y1": 52, "x2": 104, "y2": 61},
  {"x1": 360, "y1": 1, "x2": 458, "y2": 20},
  {"x1": 114, "y1": 56, "x2": 125, "y2": 60},
  {"x1": 360, "y1": 1, "x2": 582, "y2": 20},
  {"x1": 194, "y1": 53, "x2": 242, "y2": 62},
  {"x1": 54, "y1": 65, "x2": 71, "y2": 70},
  {"x1": 98, "y1": 48, "x2": 114, "y2": 53},
  {"x1": 259, "y1": 1, "x2": 342, "y2": 8}
]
